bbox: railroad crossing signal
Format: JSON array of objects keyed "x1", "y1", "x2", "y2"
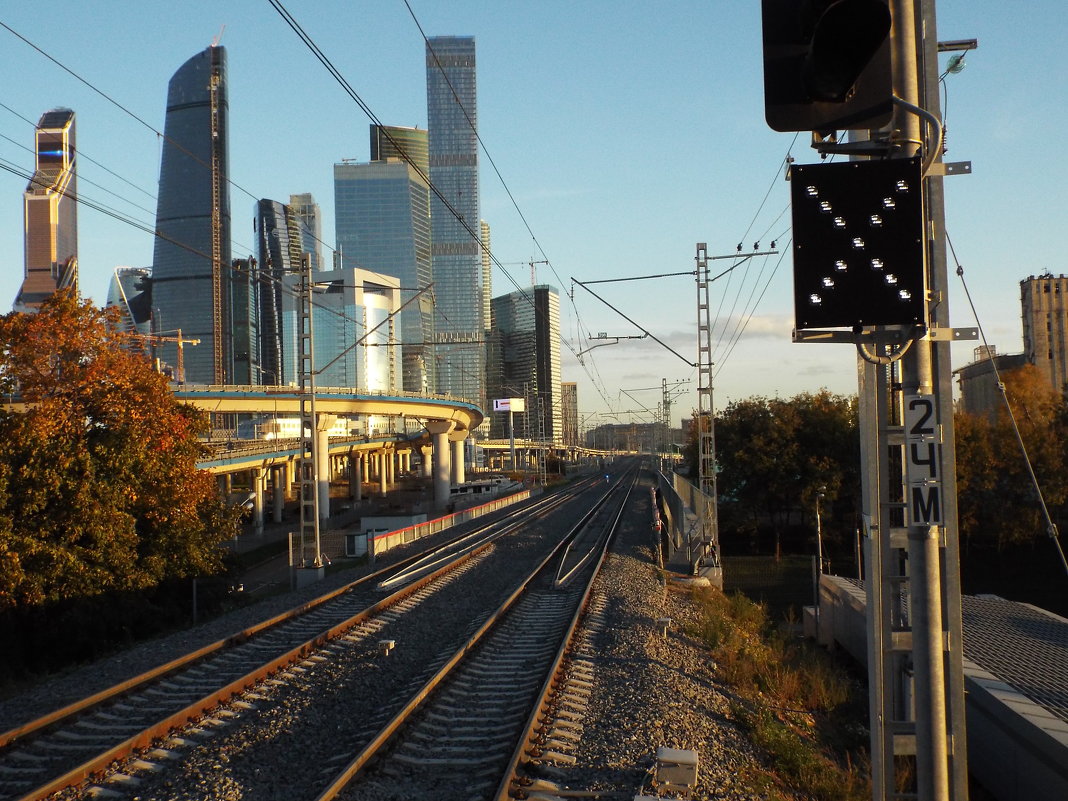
[
  {"x1": 791, "y1": 157, "x2": 926, "y2": 330},
  {"x1": 762, "y1": 0, "x2": 893, "y2": 133}
]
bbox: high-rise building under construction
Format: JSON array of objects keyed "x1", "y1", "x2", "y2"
[{"x1": 150, "y1": 45, "x2": 234, "y2": 384}]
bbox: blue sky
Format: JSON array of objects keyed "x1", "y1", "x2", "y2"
[{"x1": 0, "y1": 1, "x2": 1065, "y2": 427}]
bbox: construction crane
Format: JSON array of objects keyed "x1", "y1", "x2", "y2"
[{"x1": 133, "y1": 329, "x2": 200, "y2": 383}]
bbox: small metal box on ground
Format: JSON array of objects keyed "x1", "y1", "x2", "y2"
[{"x1": 654, "y1": 746, "x2": 699, "y2": 790}]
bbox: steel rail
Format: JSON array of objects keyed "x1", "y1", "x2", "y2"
[
  {"x1": 496, "y1": 467, "x2": 639, "y2": 800},
  {"x1": 2, "y1": 486, "x2": 583, "y2": 801},
  {"x1": 311, "y1": 464, "x2": 638, "y2": 800}
]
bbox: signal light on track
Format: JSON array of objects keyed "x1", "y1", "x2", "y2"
[
  {"x1": 762, "y1": 0, "x2": 893, "y2": 133},
  {"x1": 791, "y1": 157, "x2": 926, "y2": 330}
]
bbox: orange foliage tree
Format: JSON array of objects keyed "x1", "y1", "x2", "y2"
[{"x1": 0, "y1": 290, "x2": 237, "y2": 610}]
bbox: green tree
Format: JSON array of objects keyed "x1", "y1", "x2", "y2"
[
  {"x1": 0, "y1": 290, "x2": 238, "y2": 610},
  {"x1": 714, "y1": 391, "x2": 858, "y2": 559}
]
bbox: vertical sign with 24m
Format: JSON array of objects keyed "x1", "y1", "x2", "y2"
[{"x1": 904, "y1": 395, "x2": 943, "y2": 526}]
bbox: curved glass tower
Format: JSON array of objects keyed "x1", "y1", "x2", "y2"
[{"x1": 150, "y1": 46, "x2": 231, "y2": 384}]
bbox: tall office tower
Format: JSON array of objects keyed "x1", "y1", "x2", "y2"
[
  {"x1": 106, "y1": 266, "x2": 153, "y2": 336},
  {"x1": 1021, "y1": 273, "x2": 1068, "y2": 394},
  {"x1": 280, "y1": 267, "x2": 400, "y2": 392},
  {"x1": 486, "y1": 285, "x2": 562, "y2": 443},
  {"x1": 370, "y1": 124, "x2": 429, "y2": 178},
  {"x1": 15, "y1": 109, "x2": 78, "y2": 312},
  {"x1": 335, "y1": 154, "x2": 434, "y2": 394},
  {"x1": 426, "y1": 36, "x2": 484, "y2": 405},
  {"x1": 150, "y1": 45, "x2": 231, "y2": 385},
  {"x1": 257, "y1": 199, "x2": 305, "y2": 385},
  {"x1": 288, "y1": 193, "x2": 322, "y2": 271},
  {"x1": 560, "y1": 381, "x2": 579, "y2": 446},
  {"x1": 480, "y1": 220, "x2": 492, "y2": 336}
]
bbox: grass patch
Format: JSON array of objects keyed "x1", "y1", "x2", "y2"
[{"x1": 686, "y1": 584, "x2": 870, "y2": 801}]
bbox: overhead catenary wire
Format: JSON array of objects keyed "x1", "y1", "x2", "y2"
[{"x1": 949, "y1": 234, "x2": 1068, "y2": 580}]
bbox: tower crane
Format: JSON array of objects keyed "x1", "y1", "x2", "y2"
[{"x1": 133, "y1": 329, "x2": 200, "y2": 383}]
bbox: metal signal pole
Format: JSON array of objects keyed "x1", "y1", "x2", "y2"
[{"x1": 860, "y1": 2, "x2": 970, "y2": 799}]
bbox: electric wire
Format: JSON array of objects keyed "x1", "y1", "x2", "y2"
[{"x1": 949, "y1": 234, "x2": 1068, "y2": 579}]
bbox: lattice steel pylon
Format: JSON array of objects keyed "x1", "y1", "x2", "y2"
[
  {"x1": 695, "y1": 243, "x2": 719, "y2": 561},
  {"x1": 208, "y1": 60, "x2": 225, "y2": 385},
  {"x1": 297, "y1": 254, "x2": 322, "y2": 568}
]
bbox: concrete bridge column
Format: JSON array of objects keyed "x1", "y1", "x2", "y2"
[
  {"x1": 316, "y1": 414, "x2": 335, "y2": 521},
  {"x1": 420, "y1": 445, "x2": 432, "y2": 478},
  {"x1": 349, "y1": 451, "x2": 362, "y2": 502},
  {"x1": 271, "y1": 465, "x2": 285, "y2": 523},
  {"x1": 252, "y1": 466, "x2": 265, "y2": 535},
  {"x1": 386, "y1": 448, "x2": 396, "y2": 487},
  {"x1": 377, "y1": 450, "x2": 388, "y2": 497},
  {"x1": 285, "y1": 459, "x2": 296, "y2": 500},
  {"x1": 426, "y1": 421, "x2": 455, "y2": 510},
  {"x1": 450, "y1": 434, "x2": 467, "y2": 486}
]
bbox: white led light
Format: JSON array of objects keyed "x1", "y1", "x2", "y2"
[
  {"x1": 870, "y1": 258, "x2": 884, "y2": 270},
  {"x1": 806, "y1": 185, "x2": 819, "y2": 197},
  {"x1": 852, "y1": 237, "x2": 865, "y2": 249},
  {"x1": 821, "y1": 276, "x2": 835, "y2": 288},
  {"x1": 834, "y1": 260, "x2": 848, "y2": 271},
  {"x1": 869, "y1": 214, "x2": 883, "y2": 227},
  {"x1": 833, "y1": 216, "x2": 846, "y2": 228},
  {"x1": 809, "y1": 294, "x2": 822, "y2": 305},
  {"x1": 885, "y1": 274, "x2": 899, "y2": 285},
  {"x1": 819, "y1": 200, "x2": 833, "y2": 213},
  {"x1": 898, "y1": 289, "x2": 912, "y2": 300},
  {"x1": 882, "y1": 197, "x2": 896, "y2": 209}
]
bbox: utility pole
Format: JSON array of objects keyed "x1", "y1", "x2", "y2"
[
  {"x1": 296, "y1": 254, "x2": 323, "y2": 582},
  {"x1": 761, "y1": 2, "x2": 972, "y2": 798}
]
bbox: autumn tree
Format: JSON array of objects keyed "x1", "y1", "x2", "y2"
[
  {"x1": 0, "y1": 290, "x2": 238, "y2": 611},
  {"x1": 954, "y1": 364, "x2": 1068, "y2": 552}
]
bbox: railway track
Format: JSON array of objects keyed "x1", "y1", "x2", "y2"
[
  {"x1": 0, "y1": 477, "x2": 605, "y2": 801},
  {"x1": 316, "y1": 466, "x2": 639, "y2": 801}
]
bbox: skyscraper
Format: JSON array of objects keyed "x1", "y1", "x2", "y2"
[
  {"x1": 15, "y1": 108, "x2": 77, "y2": 312},
  {"x1": 150, "y1": 45, "x2": 232, "y2": 384},
  {"x1": 335, "y1": 146, "x2": 434, "y2": 394},
  {"x1": 280, "y1": 267, "x2": 401, "y2": 392},
  {"x1": 486, "y1": 285, "x2": 562, "y2": 444},
  {"x1": 370, "y1": 124, "x2": 429, "y2": 178},
  {"x1": 257, "y1": 199, "x2": 305, "y2": 385},
  {"x1": 426, "y1": 36, "x2": 483, "y2": 405},
  {"x1": 1021, "y1": 273, "x2": 1068, "y2": 394},
  {"x1": 288, "y1": 193, "x2": 322, "y2": 271},
  {"x1": 106, "y1": 266, "x2": 153, "y2": 336}
]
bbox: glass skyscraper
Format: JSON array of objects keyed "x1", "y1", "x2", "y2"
[
  {"x1": 486, "y1": 285, "x2": 562, "y2": 444},
  {"x1": 256, "y1": 199, "x2": 305, "y2": 385},
  {"x1": 370, "y1": 124, "x2": 429, "y2": 179},
  {"x1": 16, "y1": 108, "x2": 77, "y2": 312},
  {"x1": 335, "y1": 149, "x2": 434, "y2": 394},
  {"x1": 150, "y1": 45, "x2": 232, "y2": 384},
  {"x1": 280, "y1": 267, "x2": 400, "y2": 393},
  {"x1": 426, "y1": 36, "x2": 484, "y2": 405},
  {"x1": 288, "y1": 193, "x2": 322, "y2": 271}
]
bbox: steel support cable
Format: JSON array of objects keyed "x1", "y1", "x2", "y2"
[
  {"x1": 950, "y1": 234, "x2": 1068, "y2": 579},
  {"x1": 711, "y1": 237, "x2": 791, "y2": 383},
  {"x1": 0, "y1": 21, "x2": 263, "y2": 206}
]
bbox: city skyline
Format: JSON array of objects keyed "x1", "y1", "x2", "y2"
[{"x1": 0, "y1": 3, "x2": 1065, "y2": 424}]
